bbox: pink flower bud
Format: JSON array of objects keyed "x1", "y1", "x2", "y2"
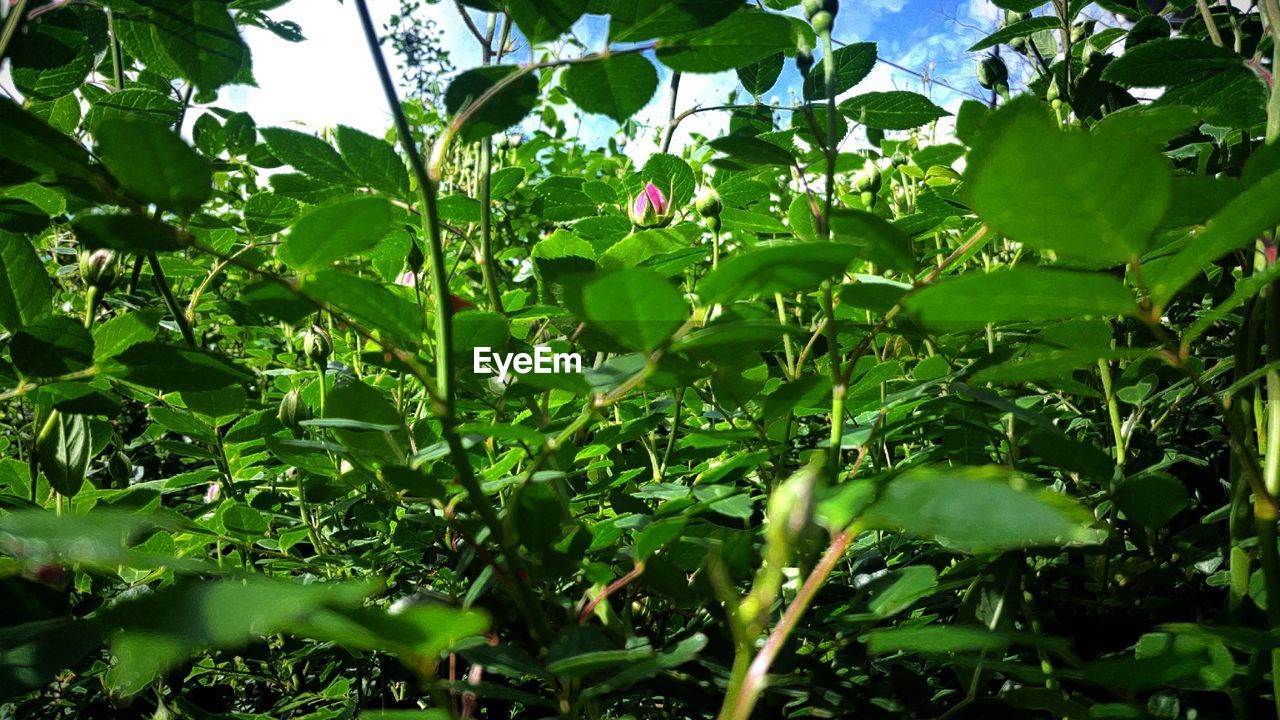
[
  {"x1": 396, "y1": 270, "x2": 416, "y2": 287},
  {"x1": 629, "y1": 181, "x2": 672, "y2": 229}
]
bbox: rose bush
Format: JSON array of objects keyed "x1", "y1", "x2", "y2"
[{"x1": 2, "y1": 0, "x2": 1280, "y2": 718}]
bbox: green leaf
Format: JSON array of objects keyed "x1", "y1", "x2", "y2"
[
  {"x1": 243, "y1": 192, "x2": 299, "y2": 235},
  {"x1": 103, "y1": 342, "x2": 253, "y2": 391},
  {"x1": 36, "y1": 412, "x2": 92, "y2": 497},
  {"x1": 1101, "y1": 38, "x2": 1243, "y2": 88},
  {"x1": 547, "y1": 647, "x2": 655, "y2": 677},
  {"x1": 445, "y1": 65, "x2": 540, "y2": 143},
  {"x1": 968, "y1": 16, "x2": 1060, "y2": 52},
  {"x1": 737, "y1": 53, "x2": 784, "y2": 97},
  {"x1": 84, "y1": 88, "x2": 182, "y2": 130},
  {"x1": 635, "y1": 517, "x2": 686, "y2": 560},
  {"x1": 865, "y1": 625, "x2": 1053, "y2": 655},
  {"x1": 1154, "y1": 66, "x2": 1266, "y2": 127},
  {"x1": 30, "y1": 95, "x2": 83, "y2": 135},
  {"x1": 490, "y1": 166, "x2": 526, "y2": 197},
  {"x1": 904, "y1": 267, "x2": 1136, "y2": 331},
  {"x1": 720, "y1": 207, "x2": 788, "y2": 233},
  {"x1": 857, "y1": 466, "x2": 1105, "y2": 552},
  {"x1": 1113, "y1": 473, "x2": 1189, "y2": 530},
  {"x1": 297, "y1": 603, "x2": 488, "y2": 664},
  {"x1": 452, "y1": 310, "x2": 510, "y2": 365},
  {"x1": 140, "y1": 0, "x2": 250, "y2": 92},
  {"x1": 0, "y1": 97, "x2": 103, "y2": 186},
  {"x1": 103, "y1": 576, "x2": 375, "y2": 694},
  {"x1": 966, "y1": 97, "x2": 1171, "y2": 266},
  {"x1": 92, "y1": 311, "x2": 158, "y2": 363},
  {"x1": 579, "y1": 634, "x2": 708, "y2": 699},
  {"x1": 301, "y1": 270, "x2": 422, "y2": 345},
  {"x1": 561, "y1": 54, "x2": 660, "y2": 123},
  {"x1": 0, "y1": 231, "x2": 53, "y2": 332},
  {"x1": 278, "y1": 196, "x2": 392, "y2": 271},
  {"x1": 261, "y1": 127, "x2": 356, "y2": 187},
  {"x1": 506, "y1": 0, "x2": 588, "y2": 44},
  {"x1": 804, "y1": 42, "x2": 877, "y2": 100},
  {"x1": 639, "y1": 153, "x2": 696, "y2": 207},
  {"x1": 1146, "y1": 171, "x2": 1280, "y2": 306},
  {"x1": 11, "y1": 317, "x2": 93, "y2": 377},
  {"x1": 73, "y1": 214, "x2": 186, "y2": 252},
  {"x1": 581, "y1": 268, "x2": 688, "y2": 352},
  {"x1": 708, "y1": 134, "x2": 795, "y2": 167},
  {"x1": 829, "y1": 209, "x2": 917, "y2": 273},
  {"x1": 655, "y1": 11, "x2": 803, "y2": 74},
  {"x1": 609, "y1": 0, "x2": 742, "y2": 43},
  {"x1": 335, "y1": 125, "x2": 410, "y2": 197},
  {"x1": 865, "y1": 566, "x2": 938, "y2": 618},
  {"x1": 8, "y1": 8, "x2": 102, "y2": 101},
  {"x1": 839, "y1": 91, "x2": 949, "y2": 130},
  {"x1": 95, "y1": 120, "x2": 212, "y2": 215},
  {"x1": 699, "y1": 243, "x2": 859, "y2": 304},
  {"x1": 192, "y1": 113, "x2": 225, "y2": 156},
  {"x1": 1081, "y1": 632, "x2": 1234, "y2": 690}
]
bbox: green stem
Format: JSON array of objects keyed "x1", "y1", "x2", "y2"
[
  {"x1": 1097, "y1": 359, "x2": 1125, "y2": 468},
  {"x1": 820, "y1": 29, "x2": 843, "y2": 476},
  {"x1": 1263, "y1": 0, "x2": 1280, "y2": 144},
  {"x1": 0, "y1": 0, "x2": 28, "y2": 65},
  {"x1": 824, "y1": 284, "x2": 844, "y2": 469},
  {"x1": 476, "y1": 14, "x2": 504, "y2": 315},
  {"x1": 147, "y1": 253, "x2": 198, "y2": 348},
  {"x1": 478, "y1": 137, "x2": 504, "y2": 314},
  {"x1": 659, "y1": 72, "x2": 683, "y2": 154},
  {"x1": 821, "y1": 31, "x2": 838, "y2": 228},
  {"x1": 106, "y1": 7, "x2": 125, "y2": 90},
  {"x1": 83, "y1": 286, "x2": 100, "y2": 329},
  {"x1": 354, "y1": 0, "x2": 551, "y2": 644}
]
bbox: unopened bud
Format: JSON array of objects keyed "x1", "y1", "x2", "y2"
[
  {"x1": 79, "y1": 249, "x2": 119, "y2": 292},
  {"x1": 277, "y1": 388, "x2": 309, "y2": 434},
  {"x1": 629, "y1": 181, "x2": 673, "y2": 229},
  {"x1": 695, "y1": 186, "x2": 722, "y2": 218},
  {"x1": 303, "y1": 324, "x2": 332, "y2": 366},
  {"x1": 108, "y1": 450, "x2": 132, "y2": 484}
]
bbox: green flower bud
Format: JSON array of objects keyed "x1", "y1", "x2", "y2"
[
  {"x1": 407, "y1": 240, "x2": 424, "y2": 272},
  {"x1": 277, "y1": 388, "x2": 310, "y2": 434},
  {"x1": 303, "y1": 324, "x2": 332, "y2": 366},
  {"x1": 1071, "y1": 19, "x2": 1095, "y2": 45},
  {"x1": 810, "y1": 9, "x2": 834, "y2": 34},
  {"x1": 79, "y1": 249, "x2": 119, "y2": 292},
  {"x1": 765, "y1": 455, "x2": 824, "y2": 552},
  {"x1": 695, "y1": 186, "x2": 722, "y2": 218},
  {"x1": 1046, "y1": 76, "x2": 1061, "y2": 103},
  {"x1": 853, "y1": 162, "x2": 882, "y2": 194},
  {"x1": 860, "y1": 190, "x2": 876, "y2": 209},
  {"x1": 108, "y1": 450, "x2": 132, "y2": 485},
  {"x1": 977, "y1": 54, "x2": 1008, "y2": 90},
  {"x1": 1082, "y1": 42, "x2": 1099, "y2": 66},
  {"x1": 803, "y1": 0, "x2": 839, "y2": 20}
]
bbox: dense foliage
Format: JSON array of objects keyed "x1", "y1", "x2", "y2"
[{"x1": 3, "y1": 0, "x2": 1280, "y2": 718}]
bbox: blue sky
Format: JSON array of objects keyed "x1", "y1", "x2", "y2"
[{"x1": 224, "y1": 0, "x2": 1015, "y2": 157}]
